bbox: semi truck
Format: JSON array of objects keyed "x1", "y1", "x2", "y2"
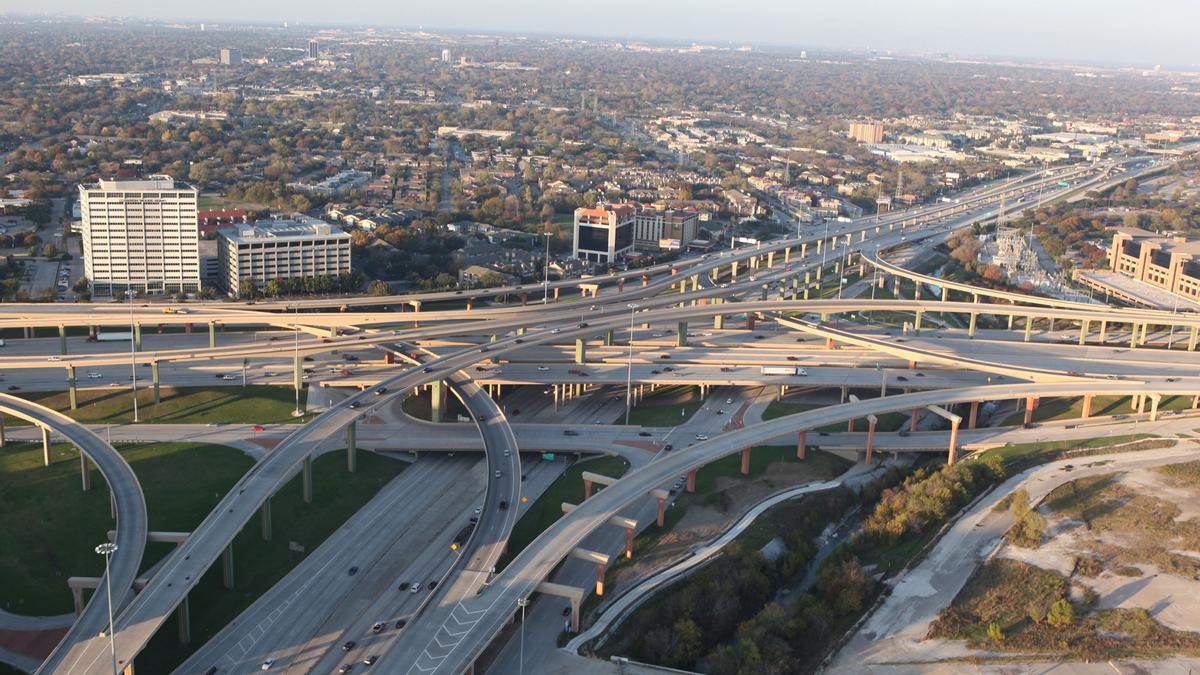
[
  {"x1": 760, "y1": 366, "x2": 808, "y2": 376},
  {"x1": 88, "y1": 332, "x2": 133, "y2": 343}
]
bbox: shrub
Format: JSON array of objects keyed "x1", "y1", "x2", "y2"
[
  {"x1": 987, "y1": 621, "x2": 1004, "y2": 642},
  {"x1": 1047, "y1": 598, "x2": 1075, "y2": 628},
  {"x1": 1027, "y1": 601, "x2": 1045, "y2": 624}
]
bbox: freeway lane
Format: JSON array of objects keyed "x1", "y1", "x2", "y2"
[{"x1": 385, "y1": 380, "x2": 1200, "y2": 673}]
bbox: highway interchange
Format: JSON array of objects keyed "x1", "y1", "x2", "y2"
[{"x1": 5, "y1": 152, "x2": 1200, "y2": 673}]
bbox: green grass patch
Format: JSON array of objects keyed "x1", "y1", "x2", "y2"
[
  {"x1": 974, "y1": 434, "x2": 1164, "y2": 472},
  {"x1": 401, "y1": 388, "x2": 471, "y2": 423},
  {"x1": 1002, "y1": 395, "x2": 1194, "y2": 426},
  {"x1": 0, "y1": 442, "x2": 254, "y2": 616},
  {"x1": 619, "y1": 385, "x2": 703, "y2": 426},
  {"x1": 496, "y1": 454, "x2": 630, "y2": 571},
  {"x1": 15, "y1": 386, "x2": 313, "y2": 425},
  {"x1": 928, "y1": 558, "x2": 1067, "y2": 644}
]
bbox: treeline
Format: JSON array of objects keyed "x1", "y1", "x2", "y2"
[{"x1": 237, "y1": 272, "x2": 363, "y2": 299}]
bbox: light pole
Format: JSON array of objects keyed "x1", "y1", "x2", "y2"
[
  {"x1": 95, "y1": 542, "x2": 118, "y2": 675},
  {"x1": 125, "y1": 290, "x2": 138, "y2": 423},
  {"x1": 542, "y1": 232, "x2": 552, "y2": 304},
  {"x1": 292, "y1": 304, "x2": 303, "y2": 418},
  {"x1": 818, "y1": 219, "x2": 830, "y2": 296},
  {"x1": 624, "y1": 303, "x2": 638, "y2": 425},
  {"x1": 517, "y1": 596, "x2": 528, "y2": 675}
]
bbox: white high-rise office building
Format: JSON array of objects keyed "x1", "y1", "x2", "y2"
[
  {"x1": 78, "y1": 176, "x2": 201, "y2": 297},
  {"x1": 441, "y1": 48, "x2": 451, "y2": 63}
]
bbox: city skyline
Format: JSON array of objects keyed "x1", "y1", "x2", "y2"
[{"x1": 9, "y1": 1, "x2": 1200, "y2": 68}]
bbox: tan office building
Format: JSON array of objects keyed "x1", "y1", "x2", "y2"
[{"x1": 849, "y1": 122, "x2": 885, "y2": 144}]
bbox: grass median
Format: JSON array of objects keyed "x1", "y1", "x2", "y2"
[
  {"x1": 1002, "y1": 395, "x2": 1195, "y2": 426},
  {"x1": 13, "y1": 385, "x2": 313, "y2": 425},
  {"x1": 618, "y1": 385, "x2": 703, "y2": 426},
  {"x1": 496, "y1": 454, "x2": 630, "y2": 571},
  {"x1": 763, "y1": 398, "x2": 908, "y2": 432}
]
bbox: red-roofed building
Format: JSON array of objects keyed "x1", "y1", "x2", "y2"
[{"x1": 198, "y1": 209, "x2": 252, "y2": 237}]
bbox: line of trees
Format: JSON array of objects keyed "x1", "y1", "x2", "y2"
[{"x1": 237, "y1": 272, "x2": 364, "y2": 299}]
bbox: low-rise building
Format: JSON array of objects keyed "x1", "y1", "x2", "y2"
[
  {"x1": 633, "y1": 208, "x2": 699, "y2": 251},
  {"x1": 217, "y1": 217, "x2": 352, "y2": 295}
]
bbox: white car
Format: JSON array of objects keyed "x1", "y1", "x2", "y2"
[
  {"x1": 261, "y1": 659, "x2": 276, "y2": 671},
  {"x1": 221, "y1": 374, "x2": 237, "y2": 381},
  {"x1": 725, "y1": 398, "x2": 733, "y2": 405},
  {"x1": 797, "y1": 368, "x2": 808, "y2": 376},
  {"x1": 694, "y1": 434, "x2": 710, "y2": 441},
  {"x1": 536, "y1": 366, "x2": 550, "y2": 372},
  {"x1": 87, "y1": 372, "x2": 102, "y2": 379},
  {"x1": 47, "y1": 356, "x2": 61, "y2": 362}
]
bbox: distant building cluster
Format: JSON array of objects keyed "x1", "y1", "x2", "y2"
[
  {"x1": 1074, "y1": 229, "x2": 1200, "y2": 310},
  {"x1": 572, "y1": 203, "x2": 700, "y2": 264},
  {"x1": 848, "y1": 122, "x2": 884, "y2": 144},
  {"x1": 288, "y1": 170, "x2": 372, "y2": 197}
]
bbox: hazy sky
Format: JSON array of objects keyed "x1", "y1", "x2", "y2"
[{"x1": 23, "y1": 0, "x2": 1199, "y2": 67}]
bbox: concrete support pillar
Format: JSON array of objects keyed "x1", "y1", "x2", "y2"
[
  {"x1": 80, "y1": 453, "x2": 91, "y2": 492},
  {"x1": 1189, "y1": 326, "x2": 1198, "y2": 352},
  {"x1": 583, "y1": 478, "x2": 593, "y2": 501},
  {"x1": 208, "y1": 322, "x2": 216, "y2": 349},
  {"x1": 59, "y1": 324, "x2": 67, "y2": 355},
  {"x1": 1081, "y1": 394, "x2": 1094, "y2": 419},
  {"x1": 677, "y1": 322, "x2": 688, "y2": 347},
  {"x1": 968, "y1": 401, "x2": 979, "y2": 429},
  {"x1": 1024, "y1": 316, "x2": 1033, "y2": 342},
  {"x1": 910, "y1": 408, "x2": 919, "y2": 432},
  {"x1": 1130, "y1": 323, "x2": 1139, "y2": 348},
  {"x1": 656, "y1": 496, "x2": 666, "y2": 527},
  {"x1": 177, "y1": 594, "x2": 190, "y2": 645},
  {"x1": 575, "y1": 338, "x2": 586, "y2": 365},
  {"x1": 604, "y1": 330, "x2": 614, "y2": 347},
  {"x1": 72, "y1": 587, "x2": 84, "y2": 616},
  {"x1": 151, "y1": 361, "x2": 160, "y2": 405},
  {"x1": 625, "y1": 528, "x2": 634, "y2": 560},
  {"x1": 133, "y1": 323, "x2": 142, "y2": 351},
  {"x1": 686, "y1": 469, "x2": 696, "y2": 493},
  {"x1": 731, "y1": 260, "x2": 739, "y2": 280},
  {"x1": 914, "y1": 310, "x2": 923, "y2": 335},
  {"x1": 554, "y1": 287, "x2": 561, "y2": 301},
  {"x1": 0, "y1": 415, "x2": 6, "y2": 447},
  {"x1": 714, "y1": 310, "x2": 723, "y2": 330},
  {"x1": 740, "y1": 447, "x2": 751, "y2": 475},
  {"x1": 261, "y1": 497, "x2": 272, "y2": 541},
  {"x1": 302, "y1": 455, "x2": 313, "y2": 504},
  {"x1": 431, "y1": 380, "x2": 445, "y2": 423},
  {"x1": 968, "y1": 312, "x2": 977, "y2": 338},
  {"x1": 221, "y1": 544, "x2": 234, "y2": 590},
  {"x1": 123, "y1": 663, "x2": 134, "y2": 675},
  {"x1": 42, "y1": 426, "x2": 51, "y2": 466},
  {"x1": 1024, "y1": 396, "x2": 1037, "y2": 425},
  {"x1": 1048, "y1": 317, "x2": 1056, "y2": 333},
  {"x1": 796, "y1": 431, "x2": 807, "y2": 460},
  {"x1": 1007, "y1": 314, "x2": 1015, "y2": 330},
  {"x1": 595, "y1": 562, "x2": 606, "y2": 597},
  {"x1": 801, "y1": 242, "x2": 807, "y2": 258},
  {"x1": 1150, "y1": 394, "x2": 1163, "y2": 422},
  {"x1": 346, "y1": 421, "x2": 357, "y2": 473},
  {"x1": 66, "y1": 365, "x2": 77, "y2": 410},
  {"x1": 947, "y1": 419, "x2": 960, "y2": 465},
  {"x1": 847, "y1": 416, "x2": 855, "y2": 433},
  {"x1": 1136, "y1": 394, "x2": 1146, "y2": 415},
  {"x1": 865, "y1": 417, "x2": 877, "y2": 466},
  {"x1": 1079, "y1": 319, "x2": 1089, "y2": 346},
  {"x1": 1099, "y1": 320, "x2": 1107, "y2": 344}
]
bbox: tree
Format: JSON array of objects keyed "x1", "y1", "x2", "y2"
[
  {"x1": 368, "y1": 280, "x2": 391, "y2": 295},
  {"x1": 987, "y1": 622, "x2": 1004, "y2": 642},
  {"x1": 1027, "y1": 601, "x2": 1045, "y2": 624},
  {"x1": 1046, "y1": 599, "x2": 1074, "y2": 628}
]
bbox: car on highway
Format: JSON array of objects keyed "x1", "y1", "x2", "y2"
[
  {"x1": 398, "y1": 582, "x2": 410, "y2": 591},
  {"x1": 477, "y1": 414, "x2": 488, "y2": 421},
  {"x1": 429, "y1": 580, "x2": 439, "y2": 590},
  {"x1": 363, "y1": 656, "x2": 378, "y2": 666},
  {"x1": 260, "y1": 659, "x2": 275, "y2": 671},
  {"x1": 348, "y1": 566, "x2": 358, "y2": 576},
  {"x1": 342, "y1": 641, "x2": 357, "y2": 652},
  {"x1": 338, "y1": 665, "x2": 352, "y2": 674},
  {"x1": 395, "y1": 619, "x2": 407, "y2": 629},
  {"x1": 221, "y1": 374, "x2": 236, "y2": 381},
  {"x1": 499, "y1": 500, "x2": 508, "y2": 510},
  {"x1": 87, "y1": 372, "x2": 102, "y2": 379},
  {"x1": 536, "y1": 366, "x2": 550, "y2": 372},
  {"x1": 638, "y1": 431, "x2": 652, "y2": 437},
  {"x1": 563, "y1": 430, "x2": 579, "y2": 436},
  {"x1": 371, "y1": 622, "x2": 384, "y2": 633},
  {"x1": 503, "y1": 449, "x2": 511, "y2": 457},
  {"x1": 373, "y1": 387, "x2": 387, "y2": 395},
  {"x1": 695, "y1": 434, "x2": 709, "y2": 441},
  {"x1": 422, "y1": 367, "x2": 434, "y2": 373},
  {"x1": 47, "y1": 356, "x2": 61, "y2": 361},
  {"x1": 725, "y1": 398, "x2": 733, "y2": 405},
  {"x1": 349, "y1": 401, "x2": 361, "y2": 409},
  {"x1": 494, "y1": 470, "x2": 502, "y2": 479}
]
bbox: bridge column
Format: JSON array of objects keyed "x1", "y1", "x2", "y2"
[
  {"x1": 713, "y1": 303, "x2": 724, "y2": 330},
  {"x1": 59, "y1": 324, "x2": 67, "y2": 355},
  {"x1": 346, "y1": 420, "x2": 357, "y2": 473},
  {"x1": 431, "y1": 380, "x2": 445, "y2": 423},
  {"x1": 72, "y1": 586, "x2": 84, "y2": 616},
  {"x1": 677, "y1": 323, "x2": 688, "y2": 347},
  {"x1": 796, "y1": 430, "x2": 807, "y2": 459},
  {"x1": 302, "y1": 455, "x2": 313, "y2": 504},
  {"x1": 80, "y1": 453, "x2": 91, "y2": 492},
  {"x1": 604, "y1": 329, "x2": 614, "y2": 347},
  {"x1": 948, "y1": 418, "x2": 960, "y2": 465},
  {"x1": 208, "y1": 322, "x2": 216, "y2": 349},
  {"x1": 466, "y1": 297, "x2": 473, "y2": 311},
  {"x1": 66, "y1": 365, "x2": 77, "y2": 410},
  {"x1": 1190, "y1": 325, "x2": 1199, "y2": 352},
  {"x1": 800, "y1": 242, "x2": 807, "y2": 258},
  {"x1": 1099, "y1": 320, "x2": 1107, "y2": 344},
  {"x1": 625, "y1": 527, "x2": 634, "y2": 559},
  {"x1": 909, "y1": 408, "x2": 919, "y2": 432},
  {"x1": 968, "y1": 401, "x2": 979, "y2": 429},
  {"x1": 583, "y1": 477, "x2": 593, "y2": 500},
  {"x1": 686, "y1": 469, "x2": 696, "y2": 493},
  {"x1": 221, "y1": 544, "x2": 235, "y2": 589},
  {"x1": 1149, "y1": 394, "x2": 1162, "y2": 422},
  {"x1": 656, "y1": 495, "x2": 666, "y2": 527},
  {"x1": 1023, "y1": 316, "x2": 1033, "y2": 342},
  {"x1": 913, "y1": 310, "x2": 923, "y2": 335},
  {"x1": 573, "y1": 338, "x2": 588, "y2": 365},
  {"x1": 865, "y1": 416, "x2": 877, "y2": 466},
  {"x1": 1079, "y1": 319, "x2": 1089, "y2": 346},
  {"x1": 177, "y1": 594, "x2": 191, "y2": 645},
  {"x1": 784, "y1": 247, "x2": 791, "y2": 263},
  {"x1": 968, "y1": 312, "x2": 977, "y2": 338},
  {"x1": 261, "y1": 497, "x2": 272, "y2": 541},
  {"x1": 1081, "y1": 394, "x2": 1094, "y2": 419},
  {"x1": 1007, "y1": 314, "x2": 1014, "y2": 331},
  {"x1": 1023, "y1": 396, "x2": 1038, "y2": 425},
  {"x1": 133, "y1": 322, "x2": 141, "y2": 351},
  {"x1": 595, "y1": 562, "x2": 607, "y2": 596},
  {"x1": 554, "y1": 287, "x2": 561, "y2": 302},
  {"x1": 151, "y1": 361, "x2": 160, "y2": 405},
  {"x1": 0, "y1": 414, "x2": 5, "y2": 447},
  {"x1": 42, "y1": 426, "x2": 51, "y2": 466},
  {"x1": 740, "y1": 447, "x2": 751, "y2": 475},
  {"x1": 730, "y1": 260, "x2": 739, "y2": 280},
  {"x1": 1130, "y1": 323, "x2": 1139, "y2": 348}
]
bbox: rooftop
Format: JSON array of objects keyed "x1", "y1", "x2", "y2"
[
  {"x1": 1113, "y1": 227, "x2": 1200, "y2": 257},
  {"x1": 220, "y1": 216, "x2": 349, "y2": 244},
  {"x1": 87, "y1": 175, "x2": 195, "y2": 192}
]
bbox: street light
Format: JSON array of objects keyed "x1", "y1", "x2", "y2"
[
  {"x1": 624, "y1": 303, "x2": 638, "y2": 425},
  {"x1": 517, "y1": 596, "x2": 529, "y2": 675},
  {"x1": 95, "y1": 542, "x2": 119, "y2": 675},
  {"x1": 125, "y1": 290, "x2": 138, "y2": 423},
  {"x1": 541, "y1": 232, "x2": 552, "y2": 305},
  {"x1": 292, "y1": 304, "x2": 303, "y2": 418}
]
